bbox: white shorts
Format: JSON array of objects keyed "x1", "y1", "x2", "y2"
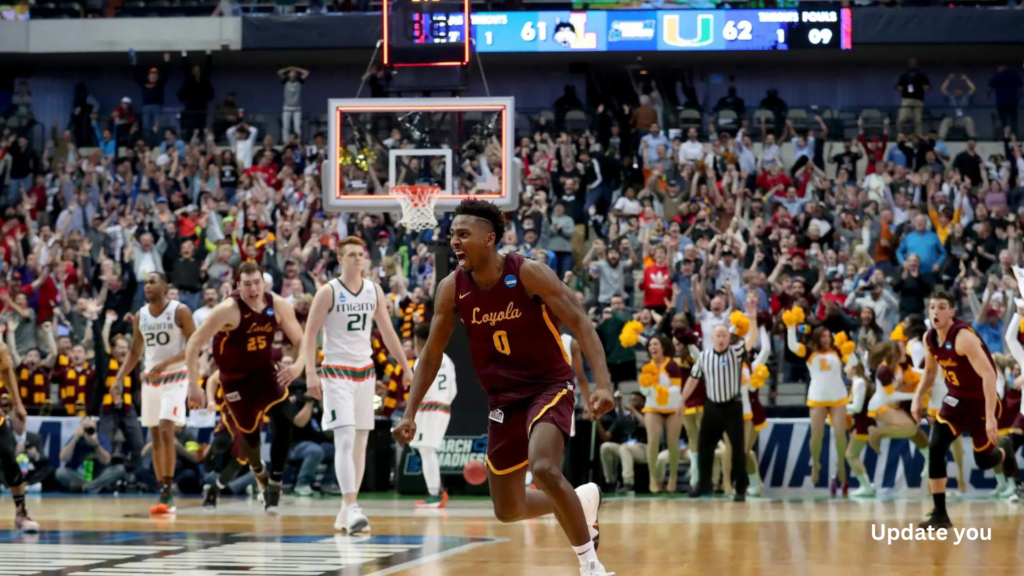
[
  {"x1": 141, "y1": 377, "x2": 187, "y2": 428},
  {"x1": 411, "y1": 408, "x2": 451, "y2": 451},
  {"x1": 321, "y1": 376, "x2": 376, "y2": 431}
]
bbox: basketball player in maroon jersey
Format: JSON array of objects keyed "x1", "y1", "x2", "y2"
[
  {"x1": 393, "y1": 200, "x2": 615, "y2": 576},
  {"x1": 912, "y1": 290, "x2": 1020, "y2": 528},
  {"x1": 185, "y1": 262, "x2": 307, "y2": 514}
]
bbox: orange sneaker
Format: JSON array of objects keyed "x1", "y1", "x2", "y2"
[
  {"x1": 149, "y1": 502, "x2": 176, "y2": 515},
  {"x1": 414, "y1": 491, "x2": 449, "y2": 509}
]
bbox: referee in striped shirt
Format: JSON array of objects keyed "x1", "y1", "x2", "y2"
[{"x1": 680, "y1": 308, "x2": 759, "y2": 501}]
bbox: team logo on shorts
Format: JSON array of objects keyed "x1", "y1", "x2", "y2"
[
  {"x1": 488, "y1": 409, "x2": 504, "y2": 423},
  {"x1": 225, "y1": 391, "x2": 241, "y2": 402},
  {"x1": 504, "y1": 275, "x2": 517, "y2": 288}
]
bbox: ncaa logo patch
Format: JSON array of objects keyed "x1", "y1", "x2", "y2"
[
  {"x1": 504, "y1": 275, "x2": 517, "y2": 288},
  {"x1": 338, "y1": 291, "x2": 347, "y2": 302},
  {"x1": 266, "y1": 308, "x2": 275, "y2": 317}
]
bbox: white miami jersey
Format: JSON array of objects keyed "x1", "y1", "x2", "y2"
[
  {"x1": 323, "y1": 277, "x2": 378, "y2": 365},
  {"x1": 416, "y1": 353, "x2": 457, "y2": 406},
  {"x1": 139, "y1": 300, "x2": 185, "y2": 372}
]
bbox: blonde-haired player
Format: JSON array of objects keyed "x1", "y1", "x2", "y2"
[
  {"x1": 409, "y1": 321, "x2": 457, "y2": 508},
  {"x1": 302, "y1": 236, "x2": 412, "y2": 533},
  {"x1": 899, "y1": 318, "x2": 966, "y2": 493},
  {"x1": 784, "y1": 307, "x2": 849, "y2": 487}
]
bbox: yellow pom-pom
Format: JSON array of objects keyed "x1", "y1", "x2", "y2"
[
  {"x1": 638, "y1": 373, "x2": 656, "y2": 388},
  {"x1": 792, "y1": 307, "x2": 805, "y2": 325},
  {"x1": 904, "y1": 369, "x2": 922, "y2": 387},
  {"x1": 655, "y1": 385, "x2": 670, "y2": 406},
  {"x1": 782, "y1": 309, "x2": 794, "y2": 328},
  {"x1": 641, "y1": 363, "x2": 659, "y2": 376},
  {"x1": 1019, "y1": 315, "x2": 1024, "y2": 334},
  {"x1": 890, "y1": 323, "x2": 907, "y2": 343},
  {"x1": 841, "y1": 341, "x2": 856, "y2": 357},
  {"x1": 834, "y1": 332, "x2": 849, "y2": 347},
  {"x1": 731, "y1": 312, "x2": 750, "y2": 337},
  {"x1": 627, "y1": 320, "x2": 644, "y2": 335},
  {"x1": 753, "y1": 365, "x2": 770, "y2": 379},
  {"x1": 749, "y1": 375, "x2": 765, "y2": 389},
  {"x1": 619, "y1": 331, "x2": 638, "y2": 348}
]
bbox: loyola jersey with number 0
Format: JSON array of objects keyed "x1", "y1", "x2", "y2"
[
  {"x1": 322, "y1": 277, "x2": 377, "y2": 365},
  {"x1": 139, "y1": 300, "x2": 185, "y2": 373},
  {"x1": 454, "y1": 252, "x2": 573, "y2": 407}
]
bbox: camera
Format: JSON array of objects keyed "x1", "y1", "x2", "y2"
[{"x1": 84, "y1": 426, "x2": 96, "y2": 436}]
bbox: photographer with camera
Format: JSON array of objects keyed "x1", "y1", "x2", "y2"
[
  {"x1": 843, "y1": 272, "x2": 899, "y2": 334},
  {"x1": 56, "y1": 414, "x2": 125, "y2": 494}
]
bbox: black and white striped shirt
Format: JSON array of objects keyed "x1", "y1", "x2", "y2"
[{"x1": 690, "y1": 343, "x2": 745, "y2": 403}]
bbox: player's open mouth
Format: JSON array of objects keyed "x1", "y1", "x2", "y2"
[{"x1": 454, "y1": 251, "x2": 465, "y2": 264}]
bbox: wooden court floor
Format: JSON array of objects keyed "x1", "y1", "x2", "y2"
[{"x1": 1, "y1": 493, "x2": 1023, "y2": 575}]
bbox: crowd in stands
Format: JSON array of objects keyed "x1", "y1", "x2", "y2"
[{"x1": 0, "y1": 54, "x2": 1022, "y2": 496}]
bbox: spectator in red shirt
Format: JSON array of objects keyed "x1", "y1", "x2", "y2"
[
  {"x1": 857, "y1": 116, "x2": 889, "y2": 175},
  {"x1": 815, "y1": 271, "x2": 848, "y2": 320},
  {"x1": 639, "y1": 245, "x2": 672, "y2": 314},
  {"x1": 756, "y1": 164, "x2": 793, "y2": 198}
]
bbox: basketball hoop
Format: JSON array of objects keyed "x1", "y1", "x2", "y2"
[{"x1": 392, "y1": 185, "x2": 441, "y2": 232}]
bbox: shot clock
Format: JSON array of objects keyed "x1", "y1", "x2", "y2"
[{"x1": 383, "y1": 0, "x2": 471, "y2": 67}]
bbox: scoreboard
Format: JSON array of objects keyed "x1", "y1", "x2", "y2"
[
  {"x1": 385, "y1": 8, "x2": 851, "y2": 58},
  {"x1": 383, "y1": 0, "x2": 471, "y2": 67}
]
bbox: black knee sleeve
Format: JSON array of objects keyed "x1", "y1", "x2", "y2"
[
  {"x1": 974, "y1": 444, "x2": 1002, "y2": 470},
  {"x1": 268, "y1": 405, "x2": 293, "y2": 480},
  {"x1": 929, "y1": 421, "x2": 957, "y2": 479},
  {"x1": 998, "y1": 437, "x2": 1019, "y2": 479}
]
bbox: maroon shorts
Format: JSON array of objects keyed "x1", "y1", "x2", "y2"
[
  {"x1": 936, "y1": 395, "x2": 1002, "y2": 452},
  {"x1": 749, "y1": 392, "x2": 766, "y2": 431},
  {"x1": 220, "y1": 370, "x2": 288, "y2": 434},
  {"x1": 852, "y1": 412, "x2": 876, "y2": 439},
  {"x1": 998, "y1": 397, "x2": 1021, "y2": 431},
  {"x1": 684, "y1": 379, "x2": 707, "y2": 414},
  {"x1": 214, "y1": 405, "x2": 249, "y2": 463},
  {"x1": 485, "y1": 383, "x2": 575, "y2": 476}
]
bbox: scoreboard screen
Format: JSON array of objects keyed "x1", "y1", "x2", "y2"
[
  {"x1": 420, "y1": 8, "x2": 851, "y2": 53},
  {"x1": 383, "y1": 0, "x2": 471, "y2": 67}
]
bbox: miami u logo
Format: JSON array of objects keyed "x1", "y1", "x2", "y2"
[{"x1": 663, "y1": 14, "x2": 713, "y2": 48}]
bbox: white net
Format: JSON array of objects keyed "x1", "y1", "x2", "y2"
[{"x1": 393, "y1": 185, "x2": 440, "y2": 232}]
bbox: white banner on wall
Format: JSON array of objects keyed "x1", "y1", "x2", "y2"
[{"x1": 758, "y1": 418, "x2": 1020, "y2": 495}]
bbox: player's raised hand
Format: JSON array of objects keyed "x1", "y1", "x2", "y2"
[
  {"x1": 392, "y1": 417, "x2": 417, "y2": 446},
  {"x1": 306, "y1": 369, "x2": 322, "y2": 401},
  {"x1": 590, "y1": 387, "x2": 614, "y2": 418}
]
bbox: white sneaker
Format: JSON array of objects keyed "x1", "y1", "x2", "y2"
[
  {"x1": 851, "y1": 485, "x2": 875, "y2": 498},
  {"x1": 998, "y1": 482, "x2": 1017, "y2": 500},
  {"x1": 747, "y1": 484, "x2": 761, "y2": 497},
  {"x1": 574, "y1": 483, "x2": 601, "y2": 545},
  {"x1": 333, "y1": 505, "x2": 348, "y2": 532},
  {"x1": 580, "y1": 560, "x2": 615, "y2": 576},
  {"x1": 294, "y1": 485, "x2": 314, "y2": 497},
  {"x1": 347, "y1": 504, "x2": 369, "y2": 534}
]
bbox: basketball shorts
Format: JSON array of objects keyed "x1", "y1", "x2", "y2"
[
  {"x1": 320, "y1": 363, "x2": 376, "y2": 432},
  {"x1": 220, "y1": 369, "x2": 288, "y2": 434},
  {"x1": 486, "y1": 383, "x2": 575, "y2": 476},
  {"x1": 684, "y1": 379, "x2": 706, "y2": 415},
  {"x1": 411, "y1": 404, "x2": 452, "y2": 451},
  {"x1": 997, "y1": 397, "x2": 1021, "y2": 434},
  {"x1": 213, "y1": 405, "x2": 248, "y2": 463},
  {"x1": 852, "y1": 412, "x2": 876, "y2": 441},
  {"x1": 0, "y1": 418, "x2": 23, "y2": 489},
  {"x1": 141, "y1": 369, "x2": 188, "y2": 428},
  {"x1": 936, "y1": 395, "x2": 1002, "y2": 452}
]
